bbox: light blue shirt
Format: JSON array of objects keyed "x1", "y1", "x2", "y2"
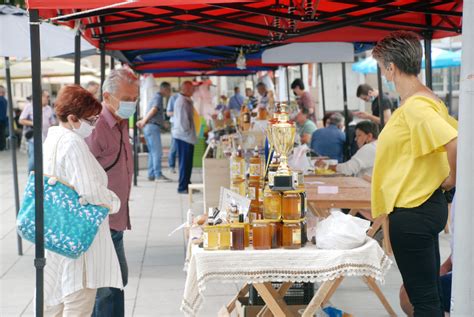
[
  {"x1": 167, "y1": 94, "x2": 180, "y2": 123},
  {"x1": 311, "y1": 125, "x2": 346, "y2": 162},
  {"x1": 228, "y1": 93, "x2": 244, "y2": 112},
  {"x1": 171, "y1": 94, "x2": 197, "y2": 145}
]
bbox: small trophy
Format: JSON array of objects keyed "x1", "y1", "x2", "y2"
[{"x1": 266, "y1": 103, "x2": 297, "y2": 190}]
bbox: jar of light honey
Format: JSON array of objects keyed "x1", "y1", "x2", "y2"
[
  {"x1": 282, "y1": 220, "x2": 302, "y2": 249},
  {"x1": 217, "y1": 224, "x2": 231, "y2": 250},
  {"x1": 231, "y1": 178, "x2": 246, "y2": 197},
  {"x1": 263, "y1": 187, "x2": 281, "y2": 220},
  {"x1": 252, "y1": 220, "x2": 271, "y2": 250},
  {"x1": 203, "y1": 225, "x2": 219, "y2": 251},
  {"x1": 281, "y1": 190, "x2": 301, "y2": 220}
]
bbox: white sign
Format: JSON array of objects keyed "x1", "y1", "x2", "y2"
[
  {"x1": 219, "y1": 187, "x2": 251, "y2": 218},
  {"x1": 262, "y1": 42, "x2": 354, "y2": 64}
]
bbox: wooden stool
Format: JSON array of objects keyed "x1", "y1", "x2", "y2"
[{"x1": 188, "y1": 183, "x2": 204, "y2": 205}]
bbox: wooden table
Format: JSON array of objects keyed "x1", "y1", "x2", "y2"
[{"x1": 304, "y1": 175, "x2": 393, "y2": 255}]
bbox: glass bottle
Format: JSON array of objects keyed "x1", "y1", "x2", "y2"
[
  {"x1": 240, "y1": 102, "x2": 251, "y2": 132},
  {"x1": 263, "y1": 186, "x2": 281, "y2": 220},
  {"x1": 282, "y1": 220, "x2": 302, "y2": 249},
  {"x1": 249, "y1": 146, "x2": 262, "y2": 181},
  {"x1": 282, "y1": 190, "x2": 301, "y2": 220},
  {"x1": 230, "y1": 146, "x2": 245, "y2": 181},
  {"x1": 252, "y1": 220, "x2": 271, "y2": 250},
  {"x1": 230, "y1": 223, "x2": 245, "y2": 250}
]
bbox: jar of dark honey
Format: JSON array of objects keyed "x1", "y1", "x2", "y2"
[{"x1": 282, "y1": 191, "x2": 301, "y2": 220}]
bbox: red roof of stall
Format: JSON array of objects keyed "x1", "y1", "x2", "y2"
[{"x1": 27, "y1": 0, "x2": 463, "y2": 51}]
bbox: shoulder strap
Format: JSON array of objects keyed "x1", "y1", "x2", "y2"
[{"x1": 104, "y1": 127, "x2": 123, "y2": 172}]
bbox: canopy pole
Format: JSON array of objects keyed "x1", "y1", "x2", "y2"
[
  {"x1": 451, "y1": 1, "x2": 474, "y2": 315},
  {"x1": 133, "y1": 83, "x2": 139, "y2": 187},
  {"x1": 299, "y1": 64, "x2": 303, "y2": 82},
  {"x1": 74, "y1": 29, "x2": 81, "y2": 85},
  {"x1": 100, "y1": 42, "x2": 106, "y2": 101},
  {"x1": 30, "y1": 10, "x2": 45, "y2": 317},
  {"x1": 447, "y1": 67, "x2": 453, "y2": 114},
  {"x1": 377, "y1": 64, "x2": 385, "y2": 127},
  {"x1": 423, "y1": 20, "x2": 433, "y2": 89},
  {"x1": 319, "y1": 63, "x2": 326, "y2": 115},
  {"x1": 341, "y1": 63, "x2": 349, "y2": 161},
  {"x1": 5, "y1": 56, "x2": 23, "y2": 256},
  {"x1": 110, "y1": 57, "x2": 115, "y2": 70},
  {"x1": 285, "y1": 66, "x2": 290, "y2": 104}
]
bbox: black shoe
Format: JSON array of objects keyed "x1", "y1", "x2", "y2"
[
  {"x1": 148, "y1": 176, "x2": 155, "y2": 181},
  {"x1": 178, "y1": 189, "x2": 188, "y2": 194}
]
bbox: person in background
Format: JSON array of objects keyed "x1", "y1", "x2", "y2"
[
  {"x1": 85, "y1": 69, "x2": 139, "y2": 317},
  {"x1": 86, "y1": 81, "x2": 100, "y2": 99},
  {"x1": 245, "y1": 88, "x2": 258, "y2": 110},
  {"x1": 355, "y1": 83, "x2": 394, "y2": 125},
  {"x1": 291, "y1": 79, "x2": 316, "y2": 123},
  {"x1": 0, "y1": 85, "x2": 7, "y2": 151},
  {"x1": 172, "y1": 81, "x2": 197, "y2": 194},
  {"x1": 19, "y1": 90, "x2": 56, "y2": 172},
  {"x1": 166, "y1": 90, "x2": 180, "y2": 174},
  {"x1": 256, "y1": 82, "x2": 274, "y2": 110},
  {"x1": 295, "y1": 108, "x2": 317, "y2": 145},
  {"x1": 371, "y1": 31, "x2": 457, "y2": 316},
  {"x1": 228, "y1": 87, "x2": 244, "y2": 113},
  {"x1": 310, "y1": 112, "x2": 346, "y2": 162},
  {"x1": 42, "y1": 85, "x2": 122, "y2": 317},
  {"x1": 137, "y1": 81, "x2": 172, "y2": 182},
  {"x1": 317, "y1": 121, "x2": 378, "y2": 178}
]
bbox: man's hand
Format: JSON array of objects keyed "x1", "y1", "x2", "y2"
[
  {"x1": 354, "y1": 111, "x2": 370, "y2": 119},
  {"x1": 136, "y1": 120, "x2": 146, "y2": 129}
]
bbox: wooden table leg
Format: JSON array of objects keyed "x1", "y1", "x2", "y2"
[
  {"x1": 257, "y1": 282, "x2": 293, "y2": 317},
  {"x1": 253, "y1": 282, "x2": 295, "y2": 317},
  {"x1": 302, "y1": 278, "x2": 341, "y2": 317},
  {"x1": 349, "y1": 209, "x2": 358, "y2": 216},
  {"x1": 362, "y1": 276, "x2": 397, "y2": 317},
  {"x1": 218, "y1": 283, "x2": 250, "y2": 316},
  {"x1": 321, "y1": 277, "x2": 344, "y2": 306}
]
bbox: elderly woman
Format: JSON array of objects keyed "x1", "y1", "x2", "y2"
[
  {"x1": 371, "y1": 31, "x2": 457, "y2": 316},
  {"x1": 43, "y1": 85, "x2": 122, "y2": 316}
]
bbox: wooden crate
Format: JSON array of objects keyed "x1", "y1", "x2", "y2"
[{"x1": 202, "y1": 143, "x2": 230, "y2": 213}]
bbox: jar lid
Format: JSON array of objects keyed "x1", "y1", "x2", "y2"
[
  {"x1": 283, "y1": 189, "x2": 305, "y2": 194},
  {"x1": 230, "y1": 223, "x2": 245, "y2": 228},
  {"x1": 282, "y1": 219, "x2": 304, "y2": 224},
  {"x1": 252, "y1": 219, "x2": 271, "y2": 224},
  {"x1": 216, "y1": 224, "x2": 230, "y2": 228}
]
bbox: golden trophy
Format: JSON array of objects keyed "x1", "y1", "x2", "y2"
[{"x1": 266, "y1": 103, "x2": 297, "y2": 190}]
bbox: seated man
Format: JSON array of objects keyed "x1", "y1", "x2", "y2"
[
  {"x1": 295, "y1": 109, "x2": 317, "y2": 145},
  {"x1": 316, "y1": 121, "x2": 378, "y2": 178},
  {"x1": 310, "y1": 112, "x2": 346, "y2": 162}
]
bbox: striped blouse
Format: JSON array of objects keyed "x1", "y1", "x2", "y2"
[{"x1": 42, "y1": 126, "x2": 123, "y2": 307}]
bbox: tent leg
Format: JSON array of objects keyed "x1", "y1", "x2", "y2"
[
  {"x1": 319, "y1": 63, "x2": 326, "y2": 115},
  {"x1": 286, "y1": 66, "x2": 291, "y2": 104},
  {"x1": 133, "y1": 84, "x2": 139, "y2": 187},
  {"x1": 423, "y1": 25, "x2": 433, "y2": 90},
  {"x1": 74, "y1": 29, "x2": 81, "y2": 85},
  {"x1": 111, "y1": 56, "x2": 115, "y2": 70},
  {"x1": 376, "y1": 65, "x2": 385, "y2": 127},
  {"x1": 30, "y1": 9, "x2": 46, "y2": 317},
  {"x1": 341, "y1": 63, "x2": 349, "y2": 161},
  {"x1": 100, "y1": 41, "x2": 106, "y2": 101},
  {"x1": 5, "y1": 57, "x2": 23, "y2": 256}
]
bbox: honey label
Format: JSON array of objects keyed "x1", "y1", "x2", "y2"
[
  {"x1": 249, "y1": 163, "x2": 261, "y2": 177},
  {"x1": 231, "y1": 161, "x2": 243, "y2": 176},
  {"x1": 248, "y1": 186, "x2": 257, "y2": 200},
  {"x1": 230, "y1": 232, "x2": 233, "y2": 247},
  {"x1": 203, "y1": 232, "x2": 209, "y2": 248},
  {"x1": 258, "y1": 188, "x2": 264, "y2": 202},
  {"x1": 292, "y1": 229, "x2": 301, "y2": 244}
]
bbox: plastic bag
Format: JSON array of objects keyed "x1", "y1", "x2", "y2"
[
  {"x1": 288, "y1": 144, "x2": 312, "y2": 174},
  {"x1": 316, "y1": 210, "x2": 370, "y2": 250}
]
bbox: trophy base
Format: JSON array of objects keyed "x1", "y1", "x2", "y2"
[{"x1": 271, "y1": 173, "x2": 298, "y2": 191}]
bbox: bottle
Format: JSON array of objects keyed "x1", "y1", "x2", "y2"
[
  {"x1": 240, "y1": 102, "x2": 251, "y2": 131},
  {"x1": 249, "y1": 146, "x2": 261, "y2": 181},
  {"x1": 230, "y1": 146, "x2": 245, "y2": 181}
]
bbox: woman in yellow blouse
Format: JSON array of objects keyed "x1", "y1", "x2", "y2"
[{"x1": 371, "y1": 31, "x2": 457, "y2": 316}]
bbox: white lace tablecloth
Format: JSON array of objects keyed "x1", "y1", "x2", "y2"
[{"x1": 181, "y1": 238, "x2": 392, "y2": 316}]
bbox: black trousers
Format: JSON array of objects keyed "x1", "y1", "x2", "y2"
[
  {"x1": 389, "y1": 188, "x2": 448, "y2": 317},
  {"x1": 0, "y1": 121, "x2": 6, "y2": 151},
  {"x1": 176, "y1": 138, "x2": 194, "y2": 192}
]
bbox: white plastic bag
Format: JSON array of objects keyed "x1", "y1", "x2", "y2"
[
  {"x1": 288, "y1": 144, "x2": 312, "y2": 174},
  {"x1": 316, "y1": 210, "x2": 371, "y2": 250}
]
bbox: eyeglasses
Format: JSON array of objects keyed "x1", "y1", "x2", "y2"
[{"x1": 83, "y1": 115, "x2": 100, "y2": 126}]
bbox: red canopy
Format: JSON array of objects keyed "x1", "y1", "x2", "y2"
[{"x1": 28, "y1": 0, "x2": 463, "y2": 51}]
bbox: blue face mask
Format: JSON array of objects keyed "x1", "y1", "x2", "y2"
[
  {"x1": 116, "y1": 101, "x2": 136, "y2": 119},
  {"x1": 382, "y1": 76, "x2": 396, "y2": 92}
]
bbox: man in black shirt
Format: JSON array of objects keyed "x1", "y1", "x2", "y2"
[{"x1": 355, "y1": 84, "x2": 394, "y2": 125}]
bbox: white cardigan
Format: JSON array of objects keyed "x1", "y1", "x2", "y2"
[
  {"x1": 42, "y1": 126, "x2": 123, "y2": 307},
  {"x1": 336, "y1": 141, "x2": 377, "y2": 178}
]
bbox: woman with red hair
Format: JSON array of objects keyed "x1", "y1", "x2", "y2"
[{"x1": 42, "y1": 85, "x2": 123, "y2": 316}]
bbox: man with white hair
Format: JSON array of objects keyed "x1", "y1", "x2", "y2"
[
  {"x1": 85, "y1": 69, "x2": 139, "y2": 317},
  {"x1": 310, "y1": 112, "x2": 346, "y2": 162}
]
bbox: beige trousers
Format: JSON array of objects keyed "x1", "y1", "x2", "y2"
[{"x1": 45, "y1": 288, "x2": 97, "y2": 317}]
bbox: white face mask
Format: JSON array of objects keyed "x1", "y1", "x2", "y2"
[{"x1": 73, "y1": 120, "x2": 95, "y2": 139}]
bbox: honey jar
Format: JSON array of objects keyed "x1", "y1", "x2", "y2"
[
  {"x1": 282, "y1": 220, "x2": 302, "y2": 249},
  {"x1": 252, "y1": 220, "x2": 271, "y2": 250},
  {"x1": 217, "y1": 224, "x2": 231, "y2": 250},
  {"x1": 268, "y1": 221, "x2": 282, "y2": 249},
  {"x1": 263, "y1": 187, "x2": 281, "y2": 220},
  {"x1": 231, "y1": 178, "x2": 246, "y2": 196},
  {"x1": 203, "y1": 225, "x2": 219, "y2": 251},
  {"x1": 230, "y1": 223, "x2": 245, "y2": 250},
  {"x1": 282, "y1": 190, "x2": 301, "y2": 220}
]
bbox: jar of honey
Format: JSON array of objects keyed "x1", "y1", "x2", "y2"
[
  {"x1": 252, "y1": 220, "x2": 271, "y2": 250},
  {"x1": 230, "y1": 223, "x2": 245, "y2": 250},
  {"x1": 282, "y1": 190, "x2": 301, "y2": 220},
  {"x1": 263, "y1": 187, "x2": 281, "y2": 220},
  {"x1": 231, "y1": 178, "x2": 246, "y2": 197},
  {"x1": 217, "y1": 224, "x2": 231, "y2": 250},
  {"x1": 282, "y1": 220, "x2": 302, "y2": 249},
  {"x1": 268, "y1": 221, "x2": 282, "y2": 249},
  {"x1": 248, "y1": 179, "x2": 260, "y2": 208},
  {"x1": 203, "y1": 225, "x2": 219, "y2": 251}
]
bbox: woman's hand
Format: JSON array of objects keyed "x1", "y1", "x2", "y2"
[{"x1": 441, "y1": 174, "x2": 456, "y2": 191}]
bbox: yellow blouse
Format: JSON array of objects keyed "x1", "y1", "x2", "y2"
[{"x1": 371, "y1": 95, "x2": 458, "y2": 218}]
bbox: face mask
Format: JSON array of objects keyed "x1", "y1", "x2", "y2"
[
  {"x1": 116, "y1": 101, "x2": 137, "y2": 119},
  {"x1": 73, "y1": 120, "x2": 95, "y2": 139},
  {"x1": 369, "y1": 96, "x2": 376, "y2": 102},
  {"x1": 382, "y1": 76, "x2": 396, "y2": 92}
]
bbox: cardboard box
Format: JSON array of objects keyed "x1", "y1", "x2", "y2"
[{"x1": 202, "y1": 144, "x2": 230, "y2": 213}]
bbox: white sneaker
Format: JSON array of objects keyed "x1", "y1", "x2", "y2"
[
  {"x1": 155, "y1": 175, "x2": 172, "y2": 183},
  {"x1": 169, "y1": 167, "x2": 176, "y2": 174}
]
